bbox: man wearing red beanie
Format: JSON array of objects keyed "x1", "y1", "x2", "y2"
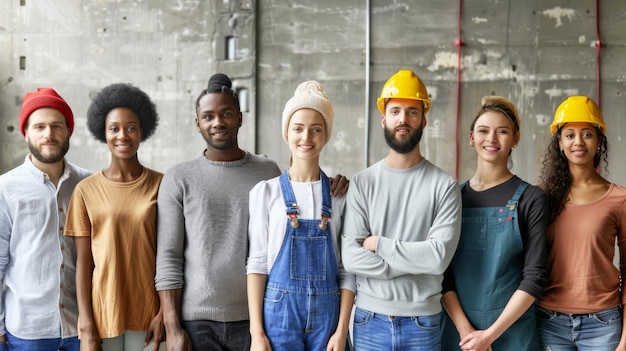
[{"x1": 0, "y1": 88, "x2": 90, "y2": 350}]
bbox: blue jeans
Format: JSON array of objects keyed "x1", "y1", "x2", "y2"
[
  {"x1": 352, "y1": 308, "x2": 441, "y2": 351},
  {"x1": 537, "y1": 306, "x2": 622, "y2": 351},
  {"x1": 264, "y1": 287, "x2": 341, "y2": 350},
  {"x1": 182, "y1": 320, "x2": 250, "y2": 351},
  {"x1": 5, "y1": 331, "x2": 79, "y2": 351}
]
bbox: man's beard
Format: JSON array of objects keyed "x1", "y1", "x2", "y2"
[
  {"x1": 28, "y1": 138, "x2": 70, "y2": 164},
  {"x1": 384, "y1": 124, "x2": 423, "y2": 154}
]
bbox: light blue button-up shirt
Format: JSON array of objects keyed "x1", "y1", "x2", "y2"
[{"x1": 0, "y1": 156, "x2": 91, "y2": 339}]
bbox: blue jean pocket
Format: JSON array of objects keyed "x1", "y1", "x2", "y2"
[
  {"x1": 414, "y1": 313, "x2": 440, "y2": 330},
  {"x1": 592, "y1": 306, "x2": 622, "y2": 325},
  {"x1": 353, "y1": 308, "x2": 373, "y2": 326},
  {"x1": 264, "y1": 287, "x2": 287, "y2": 303}
]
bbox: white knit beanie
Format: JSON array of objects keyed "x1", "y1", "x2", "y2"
[{"x1": 282, "y1": 80, "x2": 334, "y2": 144}]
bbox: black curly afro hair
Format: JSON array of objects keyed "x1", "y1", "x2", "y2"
[{"x1": 87, "y1": 83, "x2": 159, "y2": 143}]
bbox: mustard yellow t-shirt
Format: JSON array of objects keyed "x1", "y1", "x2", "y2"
[{"x1": 65, "y1": 168, "x2": 163, "y2": 338}]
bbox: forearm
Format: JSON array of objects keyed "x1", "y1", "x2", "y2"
[
  {"x1": 341, "y1": 236, "x2": 406, "y2": 279},
  {"x1": 376, "y1": 229, "x2": 459, "y2": 276},
  {"x1": 441, "y1": 291, "x2": 474, "y2": 337},
  {"x1": 483, "y1": 290, "x2": 536, "y2": 342},
  {"x1": 340, "y1": 188, "x2": 398, "y2": 279},
  {"x1": 247, "y1": 274, "x2": 268, "y2": 337},
  {"x1": 159, "y1": 289, "x2": 184, "y2": 330},
  {"x1": 376, "y1": 182, "x2": 461, "y2": 276},
  {"x1": 336, "y1": 289, "x2": 355, "y2": 335}
]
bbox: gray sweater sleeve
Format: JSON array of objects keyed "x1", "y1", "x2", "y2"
[
  {"x1": 341, "y1": 173, "x2": 410, "y2": 279},
  {"x1": 341, "y1": 160, "x2": 462, "y2": 279},
  {"x1": 376, "y1": 179, "x2": 462, "y2": 275},
  {"x1": 155, "y1": 167, "x2": 186, "y2": 291}
]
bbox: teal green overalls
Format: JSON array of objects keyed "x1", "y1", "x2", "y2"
[{"x1": 441, "y1": 182, "x2": 540, "y2": 350}]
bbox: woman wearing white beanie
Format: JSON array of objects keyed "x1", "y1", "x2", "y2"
[{"x1": 247, "y1": 81, "x2": 355, "y2": 350}]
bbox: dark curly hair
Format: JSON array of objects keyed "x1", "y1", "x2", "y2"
[
  {"x1": 195, "y1": 73, "x2": 240, "y2": 114},
  {"x1": 539, "y1": 126, "x2": 609, "y2": 223},
  {"x1": 87, "y1": 83, "x2": 159, "y2": 143}
]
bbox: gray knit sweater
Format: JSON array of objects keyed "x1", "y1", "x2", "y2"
[
  {"x1": 341, "y1": 158, "x2": 462, "y2": 317},
  {"x1": 155, "y1": 151, "x2": 280, "y2": 322}
]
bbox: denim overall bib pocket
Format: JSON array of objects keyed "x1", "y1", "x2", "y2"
[{"x1": 263, "y1": 170, "x2": 341, "y2": 350}]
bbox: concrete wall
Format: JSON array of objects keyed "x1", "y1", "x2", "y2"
[{"x1": 2, "y1": 0, "x2": 625, "y2": 185}]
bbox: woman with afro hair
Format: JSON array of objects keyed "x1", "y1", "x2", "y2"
[{"x1": 65, "y1": 83, "x2": 165, "y2": 351}]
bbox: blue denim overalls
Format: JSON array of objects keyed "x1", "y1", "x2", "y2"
[
  {"x1": 263, "y1": 170, "x2": 341, "y2": 350},
  {"x1": 441, "y1": 181, "x2": 540, "y2": 350}
]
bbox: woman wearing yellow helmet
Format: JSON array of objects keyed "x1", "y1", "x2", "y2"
[{"x1": 537, "y1": 96, "x2": 626, "y2": 351}]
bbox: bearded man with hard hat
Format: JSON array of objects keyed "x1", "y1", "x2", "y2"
[{"x1": 341, "y1": 70, "x2": 462, "y2": 351}]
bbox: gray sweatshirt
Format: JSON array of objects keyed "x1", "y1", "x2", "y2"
[
  {"x1": 341, "y1": 158, "x2": 462, "y2": 317},
  {"x1": 155, "y1": 151, "x2": 280, "y2": 322}
]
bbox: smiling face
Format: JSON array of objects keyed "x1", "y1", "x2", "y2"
[
  {"x1": 382, "y1": 98, "x2": 426, "y2": 154},
  {"x1": 25, "y1": 108, "x2": 70, "y2": 164},
  {"x1": 105, "y1": 107, "x2": 142, "y2": 160},
  {"x1": 470, "y1": 110, "x2": 519, "y2": 164},
  {"x1": 287, "y1": 108, "x2": 326, "y2": 163},
  {"x1": 196, "y1": 92, "x2": 242, "y2": 158},
  {"x1": 558, "y1": 122, "x2": 599, "y2": 168}
]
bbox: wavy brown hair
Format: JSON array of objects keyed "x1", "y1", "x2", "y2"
[{"x1": 539, "y1": 126, "x2": 608, "y2": 223}]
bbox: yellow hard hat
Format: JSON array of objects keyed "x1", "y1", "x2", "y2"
[
  {"x1": 377, "y1": 70, "x2": 431, "y2": 115},
  {"x1": 550, "y1": 96, "x2": 606, "y2": 135}
]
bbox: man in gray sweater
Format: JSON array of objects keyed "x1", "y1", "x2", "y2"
[
  {"x1": 155, "y1": 73, "x2": 281, "y2": 351},
  {"x1": 156, "y1": 73, "x2": 347, "y2": 351},
  {"x1": 341, "y1": 70, "x2": 462, "y2": 351}
]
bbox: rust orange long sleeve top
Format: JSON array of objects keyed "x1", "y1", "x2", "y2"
[{"x1": 539, "y1": 184, "x2": 626, "y2": 314}]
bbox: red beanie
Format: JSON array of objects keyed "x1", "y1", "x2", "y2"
[{"x1": 19, "y1": 88, "x2": 74, "y2": 136}]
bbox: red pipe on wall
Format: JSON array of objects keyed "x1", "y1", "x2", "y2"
[
  {"x1": 595, "y1": 0, "x2": 602, "y2": 106},
  {"x1": 454, "y1": 0, "x2": 463, "y2": 179}
]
